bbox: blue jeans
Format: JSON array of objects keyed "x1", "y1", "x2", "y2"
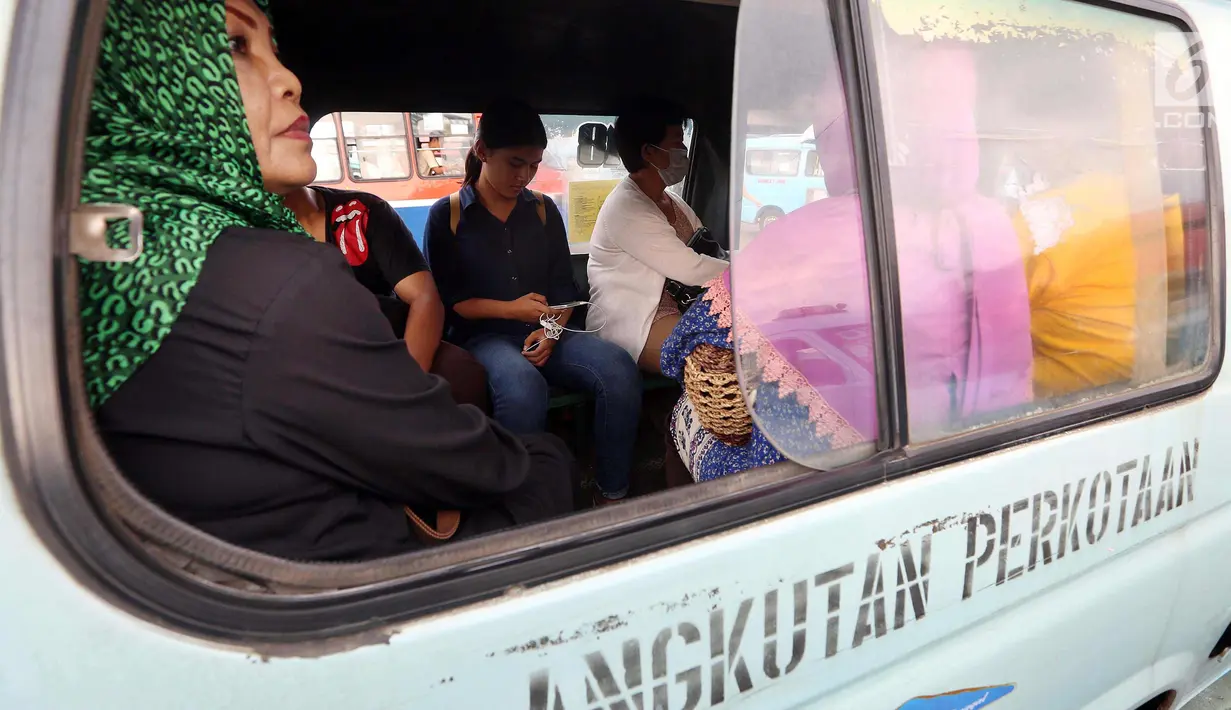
[{"x1": 466, "y1": 332, "x2": 642, "y2": 497}]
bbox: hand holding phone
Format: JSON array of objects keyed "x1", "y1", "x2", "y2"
[
  {"x1": 522, "y1": 328, "x2": 555, "y2": 366},
  {"x1": 508, "y1": 293, "x2": 551, "y2": 323}
]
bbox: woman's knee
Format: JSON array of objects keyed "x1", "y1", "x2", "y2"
[
  {"x1": 637, "y1": 343, "x2": 664, "y2": 374},
  {"x1": 639, "y1": 315, "x2": 679, "y2": 373},
  {"x1": 591, "y1": 342, "x2": 643, "y2": 402},
  {"x1": 488, "y1": 356, "x2": 550, "y2": 413}
]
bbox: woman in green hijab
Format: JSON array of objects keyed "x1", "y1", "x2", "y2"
[{"x1": 81, "y1": 0, "x2": 575, "y2": 561}]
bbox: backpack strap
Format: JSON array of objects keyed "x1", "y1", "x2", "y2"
[
  {"x1": 528, "y1": 189, "x2": 547, "y2": 226},
  {"x1": 449, "y1": 192, "x2": 462, "y2": 235}
]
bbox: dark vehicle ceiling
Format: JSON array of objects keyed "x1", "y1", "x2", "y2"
[
  {"x1": 270, "y1": 0, "x2": 740, "y2": 125},
  {"x1": 270, "y1": 0, "x2": 741, "y2": 241}
]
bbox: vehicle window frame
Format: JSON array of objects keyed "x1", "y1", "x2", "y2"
[
  {"x1": 309, "y1": 113, "x2": 344, "y2": 185},
  {"x1": 680, "y1": 118, "x2": 702, "y2": 202},
  {"x1": 338, "y1": 111, "x2": 414, "y2": 184},
  {"x1": 5, "y1": 0, "x2": 1219, "y2": 648}
]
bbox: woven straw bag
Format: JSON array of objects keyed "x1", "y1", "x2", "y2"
[{"x1": 682, "y1": 343, "x2": 753, "y2": 446}]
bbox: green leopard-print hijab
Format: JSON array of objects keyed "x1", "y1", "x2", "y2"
[{"x1": 78, "y1": 0, "x2": 305, "y2": 409}]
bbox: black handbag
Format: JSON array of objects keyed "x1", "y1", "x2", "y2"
[{"x1": 665, "y1": 227, "x2": 729, "y2": 311}]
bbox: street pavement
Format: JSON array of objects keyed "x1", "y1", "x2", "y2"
[{"x1": 1186, "y1": 672, "x2": 1231, "y2": 710}]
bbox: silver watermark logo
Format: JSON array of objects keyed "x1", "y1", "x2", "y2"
[{"x1": 1155, "y1": 32, "x2": 1212, "y2": 128}]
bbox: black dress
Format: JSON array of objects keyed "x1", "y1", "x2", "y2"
[{"x1": 95, "y1": 227, "x2": 574, "y2": 561}]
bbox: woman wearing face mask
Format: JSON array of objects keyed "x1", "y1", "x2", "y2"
[
  {"x1": 423, "y1": 99, "x2": 641, "y2": 507},
  {"x1": 81, "y1": 0, "x2": 574, "y2": 561},
  {"x1": 587, "y1": 97, "x2": 728, "y2": 375}
]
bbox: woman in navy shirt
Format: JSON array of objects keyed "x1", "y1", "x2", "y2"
[{"x1": 425, "y1": 101, "x2": 641, "y2": 505}]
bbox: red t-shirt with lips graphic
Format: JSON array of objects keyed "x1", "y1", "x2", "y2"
[{"x1": 310, "y1": 186, "x2": 428, "y2": 298}]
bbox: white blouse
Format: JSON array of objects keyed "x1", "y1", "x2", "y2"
[{"x1": 586, "y1": 178, "x2": 728, "y2": 360}]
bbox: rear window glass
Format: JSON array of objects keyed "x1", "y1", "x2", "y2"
[
  {"x1": 746, "y1": 149, "x2": 801, "y2": 176},
  {"x1": 307, "y1": 111, "x2": 692, "y2": 251},
  {"x1": 340, "y1": 111, "x2": 411, "y2": 181},
  {"x1": 310, "y1": 116, "x2": 341, "y2": 183},
  {"x1": 410, "y1": 112, "x2": 474, "y2": 179},
  {"x1": 804, "y1": 150, "x2": 822, "y2": 177}
]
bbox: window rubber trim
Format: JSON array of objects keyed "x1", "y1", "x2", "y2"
[
  {"x1": 303, "y1": 113, "x2": 344, "y2": 185},
  {"x1": 0, "y1": 0, "x2": 1221, "y2": 650}
]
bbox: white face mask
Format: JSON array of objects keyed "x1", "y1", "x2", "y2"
[{"x1": 649, "y1": 144, "x2": 690, "y2": 186}]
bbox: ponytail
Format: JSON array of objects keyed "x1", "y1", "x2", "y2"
[
  {"x1": 463, "y1": 147, "x2": 483, "y2": 187},
  {"x1": 462, "y1": 99, "x2": 548, "y2": 189}
]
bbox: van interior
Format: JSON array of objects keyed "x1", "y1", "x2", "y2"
[
  {"x1": 65, "y1": 0, "x2": 1214, "y2": 601},
  {"x1": 65, "y1": 0, "x2": 756, "y2": 594},
  {"x1": 278, "y1": 0, "x2": 747, "y2": 500},
  {"x1": 277, "y1": 0, "x2": 741, "y2": 244},
  {"x1": 280, "y1": 0, "x2": 744, "y2": 507}
]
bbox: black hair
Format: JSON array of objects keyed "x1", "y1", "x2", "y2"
[
  {"x1": 613, "y1": 97, "x2": 687, "y2": 173},
  {"x1": 463, "y1": 99, "x2": 548, "y2": 187}
]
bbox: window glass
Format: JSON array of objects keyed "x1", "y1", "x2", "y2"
[
  {"x1": 729, "y1": 0, "x2": 878, "y2": 468},
  {"x1": 339, "y1": 111, "x2": 411, "y2": 181},
  {"x1": 309, "y1": 115, "x2": 341, "y2": 183},
  {"x1": 663, "y1": 119, "x2": 696, "y2": 201},
  {"x1": 327, "y1": 109, "x2": 696, "y2": 251},
  {"x1": 410, "y1": 112, "x2": 474, "y2": 178},
  {"x1": 747, "y1": 149, "x2": 802, "y2": 177},
  {"x1": 539, "y1": 114, "x2": 622, "y2": 251},
  {"x1": 537, "y1": 114, "x2": 693, "y2": 251},
  {"x1": 804, "y1": 150, "x2": 822, "y2": 178},
  {"x1": 870, "y1": 0, "x2": 1212, "y2": 442}
]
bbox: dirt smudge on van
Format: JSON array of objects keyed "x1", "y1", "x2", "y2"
[
  {"x1": 593, "y1": 615, "x2": 627, "y2": 634},
  {"x1": 651, "y1": 590, "x2": 707, "y2": 614},
  {"x1": 880, "y1": 513, "x2": 971, "y2": 550},
  {"x1": 505, "y1": 632, "x2": 570, "y2": 655},
  {"x1": 504, "y1": 614, "x2": 631, "y2": 655},
  {"x1": 924, "y1": 514, "x2": 968, "y2": 533}
]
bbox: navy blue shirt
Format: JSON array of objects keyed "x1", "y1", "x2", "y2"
[{"x1": 423, "y1": 185, "x2": 579, "y2": 343}]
